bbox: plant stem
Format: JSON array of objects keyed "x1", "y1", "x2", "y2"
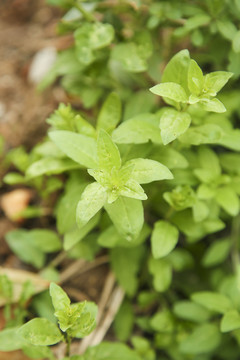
[
  {"x1": 231, "y1": 215, "x2": 240, "y2": 273},
  {"x1": 65, "y1": 334, "x2": 72, "y2": 357},
  {"x1": 72, "y1": 1, "x2": 95, "y2": 22}
]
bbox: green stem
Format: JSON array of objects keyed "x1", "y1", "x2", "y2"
[
  {"x1": 231, "y1": 215, "x2": 240, "y2": 273},
  {"x1": 72, "y1": 1, "x2": 95, "y2": 22},
  {"x1": 65, "y1": 333, "x2": 72, "y2": 357}
]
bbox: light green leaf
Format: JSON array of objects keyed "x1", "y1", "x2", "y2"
[
  {"x1": 123, "y1": 158, "x2": 173, "y2": 184},
  {"x1": 188, "y1": 59, "x2": 204, "y2": 95},
  {"x1": 6, "y1": 230, "x2": 45, "y2": 269},
  {"x1": 76, "y1": 182, "x2": 107, "y2": 228},
  {"x1": 161, "y1": 49, "x2": 190, "y2": 94},
  {"x1": 97, "y1": 93, "x2": 122, "y2": 134},
  {"x1": 217, "y1": 20, "x2": 237, "y2": 40},
  {"x1": 215, "y1": 186, "x2": 239, "y2": 216},
  {"x1": 150, "y1": 146, "x2": 188, "y2": 169},
  {"x1": 202, "y1": 238, "x2": 231, "y2": 267},
  {"x1": 105, "y1": 197, "x2": 144, "y2": 241},
  {"x1": 119, "y1": 179, "x2": 147, "y2": 201},
  {"x1": 28, "y1": 229, "x2": 62, "y2": 253},
  {"x1": 179, "y1": 324, "x2": 221, "y2": 355},
  {"x1": 111, "y1": 43, "x2": 147, "y2": 73},
  {"x1": 204, "y1": 71, "x2": 233, "y2": 96},
  {"x1": 192, "y1": 200, "x2": 209, "y2": 222},
  {"x1": 110, "y1": 247, "x2": 144, "y2": 297},
  {"x1": 179, "y1": 124, "x2": 223, "y2": 145},
  {"x1": 150, "y1": 309, "x2": 174, "y2": 333},
  {"x1": 148, "y1": 257, "x2": 172, "y2": 292},
  {"x1": 64, "y1": 213, "x2": 100, "y2": 251},
  {"x1": 173, "y1": 301, "x2": 211, "y2": 323},
  {"x1": 18, "y1": 318, "x2": 63, "y2": 346},
  {"x1": 112, "y1": 114, "x2": 161, "y2": 144},
  {"x1": 151, "y1": 220, "x2": 179, "y2": 259},
  {"x1": 97, "y1": 129, "x2": 121, "y2": 171},
  {"x1": 198, "y1": 146, "x2": 221, "y2": 177},
  {"x1": 50, "y1": 282, "x2": 70, "y2": 313},
  {"x1": 221, "y1": 310, "x2": 240, "y2": 332},
  {"x1": 78, "y1": 342, "x2": 142, "y2": 360},
  {"x1": 160, "y1": 109, "x2": 191, "y2": 145},
  {"x1": 22, "y1": 345, "x2": 54, "y2": 360},
  {"x1": 150, "y1": 83, "x2": 188, "y2": 103},
  {"x1": 0, "y1": 327, "x2": 26, "y2": 351},
  {"x1": 200, "y1": 98, "x2": 226, "y2": 113},
  {"x1": 233, "y1": 31, "x2": 240, "y2": 53},
  {"x1": 26, "y1": 157, "x2": 80, "y2": 178},
  {"x1": 191, "y1": 291, "x2": 233, "y2": 314},
  {"x1": 49, "y1": 131, "x2": 97, "y2": 168}
]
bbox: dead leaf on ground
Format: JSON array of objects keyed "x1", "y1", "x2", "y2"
[{"x1": 0, "y1": 189, "x2": 33, "y2": 222}]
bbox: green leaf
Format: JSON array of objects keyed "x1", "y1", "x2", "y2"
[
  {"x1": 191, "y1": 291, "x2": 233, "y2": 314},
  {"x1": 200, "y1": 98, "x2": 226, "y2": 113},
  {"x1": 111, "y1": 43, "x2": 147, "y2": 73},
  {"x1": 18, "y1": 318, "x2": 63, "y2": 345},
  {"x1": 112, "y1": 114, "x2": 161, "y2": 144},
  {"x1": 114, "y1": 300, "x2": 134, "y2": 341},
  {"x1": 198, "y1": 146, "x2": 221, "y2": 178},
  {"x1": 105, "y1": 197, "x2": 144, "y2": 241},
  {"x1": 49, "y1": 131, "x2": 97, "y2": 168},
  {"x1": 159, "y1": 109, "x2": 191, "y2": 145},
  {"x1": 0, "y1": 327, "x2": 26, "y2": 351},
  {"x1": 179, "y1": 324, "x2": 221, "y2": 355},
  {"x1": 69, "y1": 302, "x2": 97, "y2": 338},
  {"x1": 220, "y1": 310, "x2": 240, "y2": 332},
  {"x1": 123, "y1": 158, "x2": 173, "y2": 184},
  {"x1": 97, "y1": 93, "x2": 122, "y2": 134},
  {"x1": 150, "y1": 309, "x2": 174, "y2": 333},
  {"x1": 188, "y1": 59, "x2": 204, "y2": 95},
  {"x1": 232, "y1": 30, "x2": 240, "y2": 53},
  {"x1": 64, "y1": 213, "x2": 100, "y2": 251},
  {"x1": 217, "y1": 20, "x2": 237, "y2": 40},
  {"x1": 28, "y1": 229, "x2": 62, "y2": 253},
  {"x1": 150, "y1": 146, "x2": 188, "y2": 169},
  {"x1": 97, "y1": 129, "x2": 121, "y2": 171},
  {"x1": 215, "y1": 186, "x2": 239, "y2": 216},
  {"x1": 151, "y1": 220, "x2": 179, "y2": 259},
  {"x1": 76, "y1": 182, "x2": 107, "y2": 228},
  {"x1": 110, "y1": 246, "x2": 144, "y2": 297},
  {"x1": 179, "y1": 124, "x2": 223, "y2": 145},
  {"x1": 161, "y1": 49, "x2": 190, "y2": 94},
  {"x1": 150, "y1": 83, "x2": 188, "y2": 103},
  {"x1": 148, "y1": 257, "x2": 172, "y2": 292},
  {"x1": 6, "y1": 230, "x2": 45, "y2": 269},
  {"x1": 78, "y1": 342, "x2": 142, "y2": 360},
  {"x1": 50, "y1": 282, "x2": 70, "y2": 313},
  {"x1": 119, "y1": 179, "x2": 147, "y2": 201},
  {"x1": 192, "y1": 200, "x2": 209, "y2": 222},
  {"x1": 204, "y1": 71, "x2": 233, "y2": 96},
  {"x1": 74, "y1": 22, "x2": 114, "y2": 64},
  {"x1": 173, "y1": 301, "x2": 211, "y2": 323},
  {"x1": 22, "y1": 344, "x2": 54, "y2": 360},
  {"x1": 26, "y1": 157, "x2": 80, "y2": 178},
  {"x1": 202, "y1": 238, "x2": 231, "y2": 267}
]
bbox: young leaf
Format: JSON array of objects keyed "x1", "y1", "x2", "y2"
[
  {"x1": 151, "y1": 220, "x2": 179, "y2": 259},
  {"x1": 18, "y1": 318, "x2": 63, "y2": 345},
  {"x1": 215, "y1": 186, "x2": 239, "y2": 216},
  {"x1": 124, "y1": 158, "x2": 173, "y2": 184},
  {"x1": 119, "y1": 179, "x2": 147, "y2": 201},
  {"x1": 105, "y1": 197, "x2": 144, "y2": 241},
  {"x1": 26, "y1": 157, "x2": 80, "y2": 178},
  {"x1": 160, "y1": 109, "x2": 191, "y2": 145},
  {"x1": 150, "y1": 83, "x2": 188, "y2": 103},
  {"x1": 111, "y1": 43, "x2": 147, "y2": 73},
  {"x1": 191, "y1": 291, "x2": 233, "y2": 314},
  {"x1": 76, "y1": 182, "x2": 107, "y2": 228},
  {"x1": 220, "y1": 310, "x2": 240, "y2": 332},
  {"x1": 0, "y1": 327, "x2": 26, "y2": 351},
  {"x1": 202, "y1": 238, "x2": 231, "y2": 267},
  {"x1": 188, "y1": 59, "x2": 204, "y2": 95},
  {"x1": 49, "y1": 131, "x2": 98, "y2": 168},
  {"x1": 200, "y1": 98, "x2": 226, "y2": 113},
  {"x1": 97, "y1": 93, "x2": 122, "y2": 134},
  {"x1": 204, "y1": 71, "x2": 233, "y2": 95},
  {"x1": 97, "y1": 129, "x2": 121, "y2": 171},
  {"x1": 50, "y1": 283, "x2": 70, "y2": 313},
  {"x1": 112, "y1": 114, "x2": 161, "y2": 144},
  {"x1": 179, "y1": 324, "x2": 221, "y2": 355},
  {"x1": 161, "y1": 49, "x2": 190, "y2": 94}
]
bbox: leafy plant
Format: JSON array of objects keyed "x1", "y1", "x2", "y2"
[{"x1": 2, "y1": 0, "x2": 240, "y2": 359}]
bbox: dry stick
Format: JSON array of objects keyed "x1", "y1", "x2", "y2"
[{"x1": 59, "y1": 255, "x2": 109, "y2": 284}]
